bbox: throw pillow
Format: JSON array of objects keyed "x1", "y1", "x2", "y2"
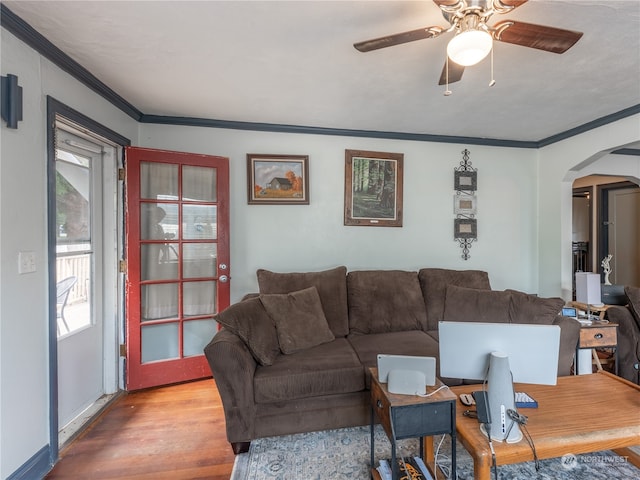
[
  {"x1": 442, "y1": 284, "x2": 511, "y2": 323},
  {"x1": 257, "y1": 266, "x2": 349, "y2": 337},
  {"x1": 347, "y1": 270, "x2": 427, "y2": 334},
  {"x1": 418, "y1": 268, "x2": 491, "y2": 330},
  {"x1": 507, "y1": 289, "x2": 565, "y2": 325},
  {"x1": 260, "y1": 287, "x2": 335, "y2": 354},
  {"x1": 214, "y1": 297, "x2": 280, "y2": 366},
  {"x1": 624, "y1": 285, "x2": 640, "y2": 330}
]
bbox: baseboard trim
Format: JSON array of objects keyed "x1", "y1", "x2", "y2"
[{"x1": 6, "y1": 444, "x2": 51, "y2": 480}]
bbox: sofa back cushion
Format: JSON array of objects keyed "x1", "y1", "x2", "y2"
[
  {"x1": 624, "y1": 285, "x2": 640, "y2": 330},
  {"x1": 418, "y1": 268, "x2": 491, "y2": 330},
  {"x1": 347, "y1": 270, "x2": 428, "y2": 334},
  {"x1": 443, "y1": 284, "x2": 511, "y2": 323},
  {"x1": 507, "y1": 289, "x2": 564, "y2": 324},
  {"x1": 257, "y1": 266, "x2": 349, "y2": 337}
]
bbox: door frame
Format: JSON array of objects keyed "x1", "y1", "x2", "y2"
[
  {"x1": 46, "y1": 97, "x2": 130, "y2": 463},
  {"x1": 597, "y1": 180, "x2": 638, "y2": 280}
]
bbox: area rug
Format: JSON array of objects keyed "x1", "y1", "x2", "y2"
[{"x1": 230, "y1": 425, "x2": 639, "y2": 480}]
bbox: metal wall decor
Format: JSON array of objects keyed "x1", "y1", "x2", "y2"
[{"x1": 454, "y1": 149, "x2": 477, "y2": 260}]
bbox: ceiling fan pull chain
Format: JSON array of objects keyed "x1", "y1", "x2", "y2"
[
  {"x1": 489, "y1": 47, "x2": 496, "y2": 87},
  {"x1": 444, "y1": 56, "x2": 452, "y2": 96}
]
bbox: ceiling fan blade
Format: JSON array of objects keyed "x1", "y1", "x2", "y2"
[
  {"x1": 493, "y1": 20, "x2": 583, "y2": 54},
  {"x1": 354, "y1": 26, "x2": 445, "y2": 52},
  {"x1": 494, "y1": 0, "x2": 528, "y2": 11},
  {"x1": 438, "y1": 60, "x2": 465, "y2": 85}
]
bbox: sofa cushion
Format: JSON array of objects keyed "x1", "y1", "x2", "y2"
[
  {"x1": 214, "y1": 297, "x2": 280, "y2": 366},
  {"x1": 443, "y1": 284, "x2": 511, "y2": 323},
  {"x1": 257, "y1": 266, "x2": 349, "y2": 337},
  {"x1": 347, "y1": 270, "x2": 428, "y2": 334},
  {"x1": 418, "y1": 268, "x2": 491, "y2": 330},
  {"x1": 260, "y1": 287, "x2": 335, "y2": 354},
  {"x1": 507, "y1": 289, "x2": 564, "y2": 325},
  {"x1": 347, "y1": 330, "x2": 441, "y2": 388},
  {"x1": 253, "y1": 338, "x2": 364, "y2": 403},
  {"x1": 624, "y1": 285, "x2": 640, "y2": 330}
]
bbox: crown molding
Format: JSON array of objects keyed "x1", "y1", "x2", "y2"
[{"x1": 3, "y1": 4, "x2": 638, "y2": 149}]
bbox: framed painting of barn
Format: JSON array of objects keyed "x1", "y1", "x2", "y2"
[{"x1": 247, "y1": 154, "x2": 309, "y2": 205}]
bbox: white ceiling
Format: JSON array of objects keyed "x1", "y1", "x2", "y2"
[{"x1": 3, "y1": 0, "x2": 640, "y2": 144}]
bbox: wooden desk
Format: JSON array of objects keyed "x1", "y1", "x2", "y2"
[
  {"x1": 450, "y1": 372, "x2": 640, "y2": 480},
  {"x1": 369, "y1": 368, "x2": 456, "y2": 480}
]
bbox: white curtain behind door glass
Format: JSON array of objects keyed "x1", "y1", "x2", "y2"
[{"x1": 140, "y1": 163, "x2": 215, "y2": 323}]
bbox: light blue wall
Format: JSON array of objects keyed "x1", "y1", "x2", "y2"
[
  {"x1": 0, "y1": 29, "x2": 138, "y2": 479},
  {"x1": 138, "y1": 125, "x2": 540, "y2": 300}
]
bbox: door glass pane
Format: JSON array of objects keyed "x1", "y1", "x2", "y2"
[
  {"x1": 141, "y1": 283, "x2": 179, "y2": 321},
  {"x1": 183, "y1": 205, "x2": 217, "y2": 239},
  {"x1": 56, "y1": 152, "x2": 91, "y2": 243},
  {"x1": 183, "y1": 319, "x2": 217, "y2": 357},
  {"x1": 56, "y1": 148, "x2": 92, "y2": 337},
  {"x1": 182, "y1": 166, "x2": 216, "y2": 202},
  {"x1": 140, "y1": 162, "x2": 178, "y2": 200},
  {"x1": 141, "y1": 323, "x2": 179, "y2": 363},
  {"x1": 141, "y1": 244, "x2": 179, "y2": 280},
  {"x1": 140, "y1": 203, "x2": 178, "y2": 240},
  {"x1": 183, "y1": 281, "x2": 216, "y2": 317},
  {"x1": 183, "y1": 243, "x2": 217, "y2": 278}
]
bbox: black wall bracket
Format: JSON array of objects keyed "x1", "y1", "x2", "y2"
[{"x1": 1, "y1": 73, "x2": 23, "y2": 128}]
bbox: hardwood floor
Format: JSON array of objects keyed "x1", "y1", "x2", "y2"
[{"x1": 45, "y1": 378, "x2": 236, "y2": 479}]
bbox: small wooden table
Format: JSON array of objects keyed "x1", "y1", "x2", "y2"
[
  {"x1": 369, "y1": 367, "x2": 457, "y2": 480},
  {"x1": 576, "y1": 320, "x2": 618, "y2": 374},
  {"x1": 450, "y1": 372, "x2": 640, "y2": 480},
  {"x1": 569, "y1": 301, "x2": 612, "y2": 321}
]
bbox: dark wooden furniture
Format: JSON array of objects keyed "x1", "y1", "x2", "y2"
[{"x1": 369, "y1": 367, "x2": 457, "y2": 480}]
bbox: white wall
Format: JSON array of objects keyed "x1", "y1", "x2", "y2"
[
  {"x1": 0, "y1": 30, "x2": 138, "y2": 479},
  {"x1": 139, "y1": 125, "x2": 542, "y2": 301},
  {"x1": 537, "y1": 115, "x2": 640, "y2": 299}
]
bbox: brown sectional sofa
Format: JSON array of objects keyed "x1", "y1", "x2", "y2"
[
  {"x1": 204, "y1": 267, "x2": 580, "y2": 453},
  {"x1": 605, "y1": 285, "x2": 640, "y2": 384}
]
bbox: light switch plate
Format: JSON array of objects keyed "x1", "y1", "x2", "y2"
[{"x1": 18, "y1": 251, "x2": 36, "y2": 274}]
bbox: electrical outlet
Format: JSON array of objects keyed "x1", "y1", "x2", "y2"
[{"x1": 18, "y1": 251, "x2": 36, "y2": 274}]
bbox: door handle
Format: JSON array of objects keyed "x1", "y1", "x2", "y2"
[{"x1": 219, "y1": 275, "x2": 229, "y2": 283}]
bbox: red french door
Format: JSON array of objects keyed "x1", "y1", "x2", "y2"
[{"x1": 125, "y1": 147, "x2": 229, "y2": 390}]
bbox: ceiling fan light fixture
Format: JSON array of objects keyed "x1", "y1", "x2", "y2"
[{"x1": 447, "y1": 29, "x2": 493, "y2": 66}]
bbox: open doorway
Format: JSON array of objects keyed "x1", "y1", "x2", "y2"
[
  {"x1": 572, "y1": 175, "x2": 640, "y2": 298},
  {"x1": 47, "y1": 97, "x2": 130, "y2": 460}
]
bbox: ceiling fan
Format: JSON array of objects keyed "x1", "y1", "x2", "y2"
[{"x1": 354, "y1": 0, "x2": 583, "y2": 87}]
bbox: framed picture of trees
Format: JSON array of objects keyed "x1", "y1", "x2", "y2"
[
  {"x1": 247, "y1": 154, "x2": 309, "y2": 205},
  {"x1": 344, "y1": 149, "x2": 403, "y2": 227}
]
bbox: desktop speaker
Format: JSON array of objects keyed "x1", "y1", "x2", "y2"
[
  {"x1": 387, "y1": 369, "x2": 426, "y2": 396},
  {"x1": 483, "y1": 352, "x2": 523, "y2": 443}
]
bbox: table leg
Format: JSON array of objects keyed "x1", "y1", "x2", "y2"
[
  {"x1": 473, "y1": 457, "x2": 492, "y2": 480},
  {"x1": 423, "y1": 436, "x2": 435, "y2": 473}
]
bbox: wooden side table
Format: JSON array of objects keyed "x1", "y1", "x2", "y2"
[
  {"x1": 569, "y1": 301, "x2": 612, "y2": 321},
  {"x1": 369, "y1": 367, "x2": 456, "y2": 480},
  {"x1": 576, "y1": 321, "x2": 618, "y2": 375}
]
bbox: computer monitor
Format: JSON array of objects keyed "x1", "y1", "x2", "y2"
[
  {"x1": 439, "y1": 321, "x2": 561, "y2": 443},
  {"x1": 438, "y1": 321, "x2": 561, "y2": 386}
]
